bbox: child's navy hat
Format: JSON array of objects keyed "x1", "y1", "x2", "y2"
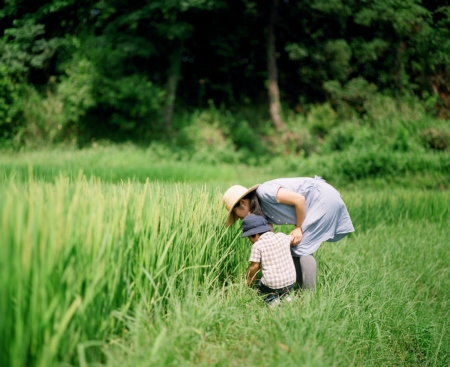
[{"x1": 242, "y1": 214, "x2": 272, "y2": 238}]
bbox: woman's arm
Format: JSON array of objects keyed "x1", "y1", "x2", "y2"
[
  {"x1": 276, "y1": 187, "x2": 306, "y2": 245},
  {"x1": 246, "y1": 262, "x2": 260, "y2": 286}
]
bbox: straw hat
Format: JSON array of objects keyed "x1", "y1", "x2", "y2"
[{"x1": 222, "y1": 184, "x2": 260, "y2": 227}]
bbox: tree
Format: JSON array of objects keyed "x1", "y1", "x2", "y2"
[{"x1": 267, "y1": 0, "x2": 286, "y2": 131}]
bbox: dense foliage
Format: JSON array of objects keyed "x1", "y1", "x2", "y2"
[{"x1": 0, "y1": 0, "x2": 449, "y2": 159}]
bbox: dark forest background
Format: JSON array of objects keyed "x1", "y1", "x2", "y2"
[{"x1": 0, "y1": 0, "x2": 449, "y2": 168}]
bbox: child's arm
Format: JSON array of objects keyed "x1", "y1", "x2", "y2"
[{"x1": 246, "y1": 262, "x2": 260, "y2": 286}]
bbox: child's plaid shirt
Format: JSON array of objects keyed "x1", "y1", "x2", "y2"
[{"x1": 249, "y1": 231, "x2": 296, "y2": 289}]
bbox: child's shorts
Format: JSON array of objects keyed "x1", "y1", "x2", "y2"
[{"x1": 255, "y1": 281, "x2": 295, "y2": 305}]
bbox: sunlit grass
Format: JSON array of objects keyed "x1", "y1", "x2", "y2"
[
  {"x1": 2, "y1": 146, "x2": 448, "y2": 190},
  {"x1": 0, "y1": 146, "x2": 264, "y2": 184},
  {"x1": 0, "y1": 176, "x2": 244, "y2": 367},
  {"x1": 1, "y1": 160, "x2": 449, "y2": 366},
  {"x1": 105, "y1": 218, "x2": 450, "y2": 367}
]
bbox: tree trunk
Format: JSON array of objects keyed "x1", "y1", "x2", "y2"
[
  {"x1": 267, "y1": 0, "x2": 285, "y2": 131},
  {"x1": 163, "y1": 46, "x2": 183, "y2": 129}
]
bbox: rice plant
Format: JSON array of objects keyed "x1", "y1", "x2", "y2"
[{"x1": 1, "y1": 168, "x2": 449, "y2": 366}]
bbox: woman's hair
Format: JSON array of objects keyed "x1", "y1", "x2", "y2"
[{"x1": 243, "y1": 192, "x2": 267, "y2": 219}]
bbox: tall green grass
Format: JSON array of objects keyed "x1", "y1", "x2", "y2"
[
  {"x1": 105, "y1": 189, "x2": 450, "y2": 367},
  {"x1": 1, "y1": 145, "x2": 449, "y2": 189},
  {"x1": 105, "y1": 219, "x2": 450, "y2": 366},
  {"x1": 0, "y1": 146, "x2": 264, "y2": 184},
  {"x1": 1, "y1": 170, "x2": 449, "y2": 366},
  {"x1": 0, "y1": 175, "x2": 243, "y2": 367}
]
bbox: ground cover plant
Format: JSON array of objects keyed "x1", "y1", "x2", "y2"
[{"x1": 1, "y1": 151, "x2": 449, "y2": 367}]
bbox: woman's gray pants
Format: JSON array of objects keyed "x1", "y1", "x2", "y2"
[{"x1": 292, "y1": 255, "x2": 316, "y2": 290}]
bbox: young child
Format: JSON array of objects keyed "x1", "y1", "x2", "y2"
[{"x1": 242, "y1": 213, "x2": 296, "y2": 305}]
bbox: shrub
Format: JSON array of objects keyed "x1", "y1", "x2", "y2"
[
  {"x1": 419, "y1": 127, "x2": 449, "y2": 151},
  {"x1": 305, "y1": 103, "x2": 337, "y2": 138},
  {"x1": 57, "y1": 57, "x2": 96, "y2": 126},
  {"x1": 19, "y1": 86, "x2": 66, "y2": 145},
  {"x1": 263, "y1": 124, "x2": 315, "y2": 158},
  {"x1": 230, "y1": 119, "x2": 266, "y2": 157},
  {"x1": 173, "y1": 110, "x2": 242, "y2": 164},
  {"x1": 323, "y1": 77, "x2": 378, "y2": 117},
  {"x1": 323, "y1": 122, "x2": 357, "y2": 152},
  {"x1": 0, "y1": 66, "x2": 22, "y2": 138},
  {"x1": 391, "y1": 127, "x2": 412, "y2": 152},
  {"x1": 363, "y1": 94, "x2": 427, "y2": 124}
]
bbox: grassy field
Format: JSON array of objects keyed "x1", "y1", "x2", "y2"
[
  {"x1": 0, "y1": 146, "x2": 255, "y2": 184},
  {"x1": 1, "y1": 148, "x2": 449, "y2": 367}
]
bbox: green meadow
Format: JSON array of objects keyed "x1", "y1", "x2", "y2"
[{"x1": 1, "y1": 148, "x2": 449, "y2": 367}]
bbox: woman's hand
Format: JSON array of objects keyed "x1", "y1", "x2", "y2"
[
  {"x1": 276, "y1": 188, "x2": 306, "y2": 243},
  {"x1": 290, "y1": 227, "x2": 303, "y2": 246}
]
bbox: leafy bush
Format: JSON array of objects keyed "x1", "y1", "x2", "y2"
[
  {"x1": 391, "y1": 127, "x2": 413, "y2": 152},
  {"x1": 95, "y1": 74, "x2": 164, "y2": 131},
  {"x1": 337, "y1": 147, "x2": 398, "y2": 181},
  {"x1": 323, "y1": 77, "x2": 378, "y2": 117},
  {"x1": 230, "y1": 119, "x2": 267, "y2": 157},
  {"x1": 19, "y1": 86, "x2": 66, "y2": 145},
  {"x1": 305, "y1": 103, "x2": 337, "y2": 138},
  {"x1": 363, "y1": 94, "x2": 427, "y2": 126},
  {"x1": 0, "y1": 19, "x2": 63, "y2": 145},
  {"x1": 323, "y1": 122, "x2": 357, "y2": 152},
  {"x1": 268, "y1": 145, "x2": 449, "y2": 188},
  {"x1": 0, "y1": 65, "x2": 21, "y2": 136},
  {"x1": 173, "y1": 110, "x2": 242, "y2": 164},
  {"x1": 263, "y1": 115, "x2": 316, "y2": 158},
  {"x1": 331, "y1": 148, "x2": 450, "y2": 183},
  {"x1": 0, "y1": 20, "x2": 61, "y2": 75},
  {"x1": 57, "y1": 56, "x2": 96, "y2": 126},
  {"x1": 419, "y1": 127, "x2": 449, "y2": 151}
]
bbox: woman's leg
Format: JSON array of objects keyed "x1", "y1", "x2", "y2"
[
  {"x1": 292, "y1": 257, "x2": 303, "y2": 288},
  {"x1": 300, "y1": 255, "x2": 316, "y2": 290},
  {"x1": 293, "y1": 255, "x2": 316, "y2": 290}
]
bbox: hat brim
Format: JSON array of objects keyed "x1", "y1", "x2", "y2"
[
  {"x1": 242, "y1": 224, "x2": 272, "y2": 238},
  {"x1": 225, "y1": 184, "x2": 260, "y2": 227}
]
